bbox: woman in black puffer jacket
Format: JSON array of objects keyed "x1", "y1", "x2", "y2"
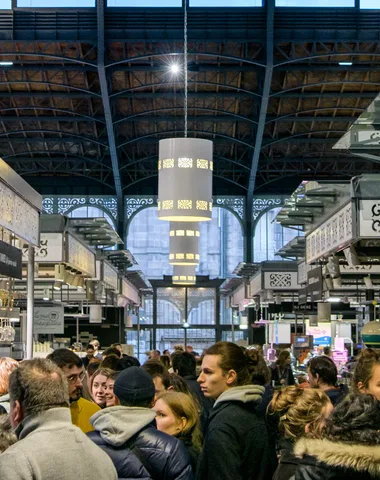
[{"x1": 292, "y1": 393, "x2": 380, "y2": 480}]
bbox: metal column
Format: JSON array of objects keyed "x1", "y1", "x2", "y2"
[
  {"x1": 26, "y1": 246, "x2": 35, "y2": 359},
  {"x1": 152, "y1": 287, "x2": 157, "y2": 348}
]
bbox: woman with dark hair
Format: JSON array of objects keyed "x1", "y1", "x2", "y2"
[
  {"x1": 293, "y1": 393, "x2": 380, "y2": 479},
  {"x1": 197, "y1": 341, "x2": 276, "y2": 480},
  {"x1": 353, "y1": 348, "x2": 380, "y2": 400},
  {"x1": 308, "y1": 355, "x2": 347, "y2": 406},
  {"x1": 271, "y1": 350, "x2": 295, "y2": 387},
  {"x1": 100, "y1": 355, "x2": 120, "y2": 371},
  {"x1": 245, "y1": 348, "x2": 273, "y2": 414}
]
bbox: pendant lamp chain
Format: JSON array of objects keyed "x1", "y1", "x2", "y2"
[{"x1": 184, "y1": 1, "x2": 188, "y2": 138}]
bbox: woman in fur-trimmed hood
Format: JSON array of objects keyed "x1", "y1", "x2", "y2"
[{"x1": 292, "y1": 392, "x2": 380, "y2": 480}]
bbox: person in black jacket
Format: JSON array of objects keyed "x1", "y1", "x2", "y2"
[
  {"x1": 269, "y1": 386, "x2": 333, "y2": 480},
  {"x1": 196, "y1": 341, "x2": 276, "y2": 480},
  {"x1": 308, "y1": 356, "x2": 347, "y2": 406},
  {"x1": 292, "y1": 393, "x2": 380, "y2": 480},
  {"x1": 87, "y1": 366, "x2": 193, "y2": 480},
  {"x1": 172, "y1": 352, "x2": 214, "y2": 415},
  {"x1": 271, "y1": 350, "x2": 295, "y2": 387}
]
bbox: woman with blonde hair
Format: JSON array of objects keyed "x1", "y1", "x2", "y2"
[
  {"x1": 153, "y1": 391, "x2": 202, "y2": 472},
  {"x1": 90, "y1": 368, "x2": 114, "y2": 408},
  {"x1": 269, "y1": 386, "x2": 333, "y2": 480},
  {"x1": 0, "y1": 357, "x2": 18, "y2": 413}
]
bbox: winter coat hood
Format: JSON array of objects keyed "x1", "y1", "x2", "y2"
[
  {"x1": 214, "y1": 384, "x2": 264, "y2": 407},
  {"x1": 294, "y1": 437, "x2": 380, "y2": 477},
  {"x1": 90, "y1": 406, "x2": 156, "y2": 447}
]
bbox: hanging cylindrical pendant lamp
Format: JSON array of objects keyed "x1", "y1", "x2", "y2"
[
  {"x1": 158, "y1": 137, "x2": 213, "y2": 222},
  {"x1": 169, "y1": 221, "x2": 200, "y2": 266},
  {"x1": 172, "y1": 265, "x2": 196, "y2": 285}
]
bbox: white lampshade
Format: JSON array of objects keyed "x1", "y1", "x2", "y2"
[
  {"x1": 240, "y1": 316, "x2": 248, "y2": 330},
  {"x1": 158, "y1": 138, "x2": 213, "y2": 222},
  {"x1": 169, "y1": 221, "x2": 200, "y2": 265},
  {"x1": 172, "y1": 265, "x2": 196, "y2": 285},
  {"x1": 89, "y1": 305, "x2": 102, "y2": 324}
]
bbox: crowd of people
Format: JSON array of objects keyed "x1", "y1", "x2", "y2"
[{"x1": 0, "y1": 341, "x2": 380, "y2": 479}]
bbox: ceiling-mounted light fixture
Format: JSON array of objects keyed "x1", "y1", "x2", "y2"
[
  {"x1": 42, "y1": 288, "x2": 50, "y2": 301},
  {"x1": 327, "y1": 297, "x2": 341, "y2": 303},
  {"x1": 77, "y1": 276, "x2": 84, "y2": 290},
  {"x1": 0, "y1": 62, "x2": 13, "y2": 66},
  {"x1": 172, "y1": 265, "x2": 196, "y2": 285},
  {"x1": 239, "y1": 315, "x2": 248, "y2": 330},
  {"x1": 53, "y1": 281, "x2": 62, "y2": 291},
  {"x1": 157, "y1": 2, "x2": 213, "y2": 223},
  {"x1": 158, "y1": 138, "x2": 213, "y2": 222},
  {"x1": 64, "y1": 269, "x2": 75, "y2": 286},
  {"x1": 169, "y1": 221, "x2": 200, "y2": 265},
  {"x1": 54, "y1": 264, "x2": 65, "y2": 282},
  {"x1": 339, "y1": 61, "x2": 352, "y2": 66},
  {"x1": 170, "y1": 63, "x2": 180, "y2": 74}
]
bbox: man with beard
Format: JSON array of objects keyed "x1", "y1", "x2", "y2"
[{"x1": 47, "y1": 349, "x2": 100, "y2": 433}]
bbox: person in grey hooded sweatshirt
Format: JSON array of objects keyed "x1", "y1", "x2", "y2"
[
  {"x1": 197, "y1": 342, "x2": 277, "y2": 480},
  {"x1": 0, "y1": 358, "x2": 118, "y2": 480},
  {"x1": 87, "y1": 366, "x2": 193, "y2": 480}
]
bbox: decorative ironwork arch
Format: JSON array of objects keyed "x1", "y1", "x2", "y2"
[{"x1": 42, "y1": 195, "x2": 118, "y2": 227}]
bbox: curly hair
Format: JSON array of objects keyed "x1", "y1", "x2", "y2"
[
  {"x1": 324, "y1": 393, "x2": 380, "y2": 445},
  {"x1": 0, "y1": 415, "x2": 17, "y2": 453},
  {"x1": 269, "y1": 386, "x2": 331, "y2": 440}
]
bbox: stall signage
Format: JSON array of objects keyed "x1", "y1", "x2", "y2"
[
  {"x1": 66, "y1": 234, "x2": 96, "y2": 277},
  {"x1": 359, "y1": 200, "x2": 380, "y2": 237},
  {"x1": 298, "y1": 287, "x2": 308, "y2": 305},
  {"x1": 307, "y1": 267, "x2": 323, "y2": 302},
  {"x1": 22, "y1": 233, "x2": 63, "y2": 263},
  {"x1": 34, "y1": 306, "x2": 64, "y2": 334},
  {"x1": 103, "y1": 261, "x2": 119, "y2": 292},
  {"x1": 0, "y1": 240, "x2": 22, "y2": 279}
]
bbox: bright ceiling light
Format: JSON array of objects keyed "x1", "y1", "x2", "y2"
[
  {"x1": 0, "y1": 62, "x2": 13, "y2": 66},
  {"x1": 327, "y1": 297, "x2": 341, "y2": 303},
  {"x1": 339, "y1": 62, "x2": 353, "y2": 66},
  {"x1": 170, "y1": 64, "x2": 180, "y2": 74}
]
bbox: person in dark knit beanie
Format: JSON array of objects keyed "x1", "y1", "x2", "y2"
[
  {"x1": 87, "y1": 366, "x2": 193, "y2": 480},
  {"x1": 113, "y1": 366, "x2": 155, "y2": 406}
]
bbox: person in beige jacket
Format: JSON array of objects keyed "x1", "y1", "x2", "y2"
[{"x1": 0, "y1": 358, "x2": 117, "y2": 480}]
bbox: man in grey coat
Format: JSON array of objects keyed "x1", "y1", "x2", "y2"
[{"x1": 0, "y1": 358, "x2": 118, "y2": 480}]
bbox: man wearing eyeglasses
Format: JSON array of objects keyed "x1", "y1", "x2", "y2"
[{"x1": 47, "y1": 349, "x2": 100, "y2": 433}]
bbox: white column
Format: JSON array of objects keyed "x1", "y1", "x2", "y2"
[{"x1": 26, "y1": 245, "x2": 35, "y2": 359}]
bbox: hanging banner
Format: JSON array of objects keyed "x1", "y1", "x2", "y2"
[
  {"x1": 0, "y1": 240, "x2": 22, "y2": 279},
  {"x1": 33, "y1": 306, "x2": 64, "y2": 334},
  {"x1": 307, "y1": 267, "x2": 323, "y2": 302}
]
